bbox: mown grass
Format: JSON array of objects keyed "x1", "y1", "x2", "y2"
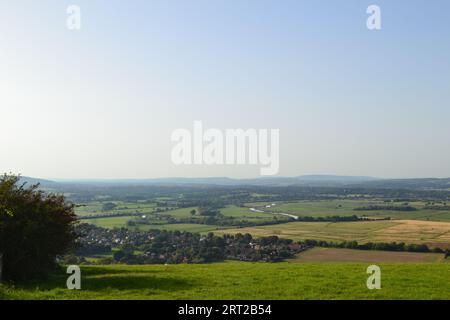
[{"x1": 1, "y1": 262, "x2": 449, "y2": 300}]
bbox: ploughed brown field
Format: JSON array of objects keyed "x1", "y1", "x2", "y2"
[{"x1": 292, "y1": 247, "x2": 447, "y2": 263}]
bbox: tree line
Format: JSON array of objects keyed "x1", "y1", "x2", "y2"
[{"x1": 300, "y1": 239, "x2": 448, "y2": 254}]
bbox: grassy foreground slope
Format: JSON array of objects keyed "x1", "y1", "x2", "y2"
[{"x1": 1, "y1": 262, "x2": 450, "y2": 300}]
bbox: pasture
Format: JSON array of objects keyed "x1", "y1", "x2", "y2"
[
  {"x1": 247, "y1": 200, "x2": 450, "y2": 221},
  {"x1": 135, "y1": 223, "x2": 221, "y2": 233},
  {"x1": 84, "y1": 205, "x2": 283, "y2": 232},
  {"x1": 76, "y1": 199, "x2": 450, "y2": 222},
  {"x1": 88, "y1": 216, "x2": 220, "y2": 233},
  {"x1": 2, "y1": 262, "x2": 450, "y2": 300},
  {"x1": 75, "y1": 201, "x2": 157, "y2": 217}
]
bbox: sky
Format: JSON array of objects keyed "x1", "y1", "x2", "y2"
[{"x1": 1, "y1": 0, "x2": 449, "y2": 179}]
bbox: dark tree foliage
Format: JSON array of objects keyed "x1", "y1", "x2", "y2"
[
  {"x1": 354, "y1": 205, "x2": 417, "y2": 212},
  {"x1": 0, "y1": 175, "x2": 78, "y2": 281},
  {"x1": 102, "y1": 202, "x2": 117, "y2": 211},
  {"x1": 300, "y1": 239, "x2": 440, "y2": 253}
]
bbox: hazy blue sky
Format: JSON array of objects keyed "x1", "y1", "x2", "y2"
[{"x1": 1, "y1": 0, "x2": 449, "y2": 179}]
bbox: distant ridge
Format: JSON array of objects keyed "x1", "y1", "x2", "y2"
[
  {"x1": 51, "y1": 175, "x2": 380, "y2": 187},
  {"x1": 361, "y1": 177, "x2": 450, "y2": 190},
  {"x1": 21, "y1": 175, "x2": 450, "y2": 190},
  {"x1": 18, "y1": 176, "x2": 56, "y2": 187}
]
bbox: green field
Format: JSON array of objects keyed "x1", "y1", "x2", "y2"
[
  {"x1": 154, "y1": 205, "x2": 284, "y2": 223},
  {"x1": 2, "y1": 262, "x2": 449, "y2": 300},
  {"x1": 135, "y1": 223, "x2": 221, "y2": 233},
  {"x1": 75, "y1": 201, "x2": 158, "y2": 217},
  {"x1": 80, "y1": 199, "x2": 450, "y2": 232},
  {"x1": 85, "y1": 205, "x2": 287, "y2": 232},
  {"x1": 156, "y1": 207, "x2": 198, "y2": 218},
  {"x1": 248, "y1": 200, "x2": 450, "y2": 221},
  {"x1": 88, "y1": 216, "x2": 139, "y2": 229},
  {"x1": 88, "y1": 216, "x2": 220, "y2": 233},
  {"x1": 220, "y1": 206, "x2": 283, "y2": 222}
]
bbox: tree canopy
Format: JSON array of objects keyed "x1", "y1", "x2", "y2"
[{"x1": 0, "y1": 175, "x2": 78, "y2": 281}]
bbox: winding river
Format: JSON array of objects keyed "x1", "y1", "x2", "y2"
[{"x1": 249, "y1": 205, "x2": 299, "y2": 220}]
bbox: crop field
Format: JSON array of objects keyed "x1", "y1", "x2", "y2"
[
  {"x1": 247, "y1": 200, "x2": 450, "y2": 221},
  {"x1": 156, "y1": 207, "x2": 198, "y2": 218},
  {"x1": 135, "y1": 223, "x2": 221, "y2": 233},
  {"x1": 88, "y1": 216, "x2": 140, "y2": 229},
  {"x1": 88, "y1": 217, "x2": 220, "y2": 233},
  {"x1": 216, "y1": 220, "x2": 450, "y2": 248},
  {"x1": 75, "y1": 201, "x2": 158, "y2": 217},
  {"x1": 292, "y1": 248, "x2": 447, "y2": 263},
  {"x1": 2, "y1": 262, "x2": 450, "y2": 300}
]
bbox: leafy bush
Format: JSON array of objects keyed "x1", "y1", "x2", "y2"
[{"x1": 0, "y1": 175, "x2": 78, "y2": 281}]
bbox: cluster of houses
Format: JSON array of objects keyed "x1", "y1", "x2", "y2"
[{"x1": 74, "y1": 223, "x2": 308, "y2": 264}]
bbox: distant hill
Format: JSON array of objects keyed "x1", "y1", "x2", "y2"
[
  {"x1": 21, "y1": 175, "x2": 450, "y2": 190},
  {"x1": 361, "y1": 178, "x2": 450, "y2": 190},
  {"x1": 51, "y1": 175, "x2": 380, "y2": 187},
  {"x1": 18, "y1": 176, "x2": 56, "y2": 187}
]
